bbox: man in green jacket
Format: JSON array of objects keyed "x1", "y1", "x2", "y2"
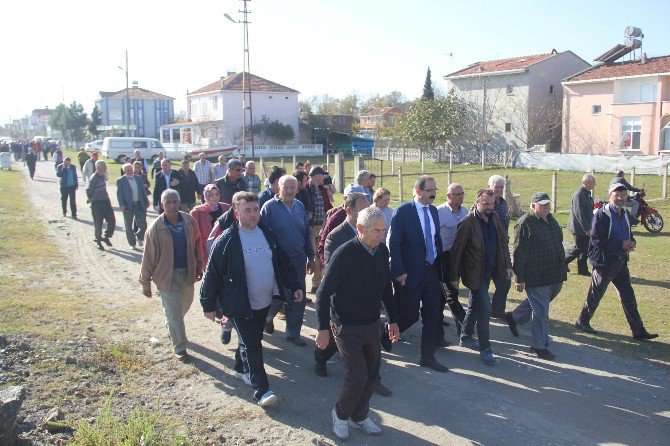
[{"x1": 504, "y1": 192, "x2": 567, "y2": 360}]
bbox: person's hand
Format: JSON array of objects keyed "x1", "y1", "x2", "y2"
[
  {"x1": 516, "y1": 282, "x2": 525, "y2": 292},
  {"x1": 196, "y1": 268, "x2": 203, "y2": 281},
  {"x1": 120, "y1": 205, "x2": 126, "y2": 212},
  {"x1": 450, "y1": 280, "x2": 459, "y2": 290},
  {"x1": 507, "y1": 268, "x2": 514, "y2": 280},
  {"x1": 204, "y1": 311, "x2": 216, "y2": 321},
  {"x1": 293, "y1": 289, "x2": 304, "y2": 303},
  {"x1": 307, "y1": 211, "x2": 313, "y2": 220},
  {"x1": 170, "y1": 179, "x2": 180, "y2": 186},
  {"x1": 315, "y1": 329, "x2": 330, "y2": 350},
  {"x1": 142, "y1": 283, "x2": 152, "y2": 298},
  {"x1": 306, "y1": 259, "x2": 315, "y2": 274},
  {"x1": 396, "y1": 274, "x2": 407, "y2": 286},
  {"x1": 585, "y1": 230, "x2": 592, "y2": 237},
  {"x1": 388, "y1": 323, "x2": 400, "y2": 343}
]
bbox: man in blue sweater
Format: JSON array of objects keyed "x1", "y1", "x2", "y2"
[
  {"x1": 261, "y1": 175, "x2": 315, "y2": 346},
  {"x1": 56, "y1": 157, "x2": 78, "y2": 219}
]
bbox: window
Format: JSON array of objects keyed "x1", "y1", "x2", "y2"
[
  {"x1": 269, "y1": 95, "x2": 273, "y2": 99},
  {"x1": 505, "y1": 123, "x2": 512, "y2": 132},
  {"x1": 190, "y1": 102, "x2": 198, "y2": 116},
  {"x1": 620, "y1": 117, "x2": 641, "y2": 151},
  {"x1": 592, "y1": 105, "x2": 602, "y2": 114},
  {"x1": 388, "y1": 115, "x2": 394, "y2": 125},
  {"x1": 506, "y1": 84, "x2": 514, "y2": 95},
  {"x1": 212, "y1": 95, "x2": 218, "y2": 110},
  {"x1": 549, "y1": 85, "x2": 555, "y2": 95},
  {"x1": 132, "y1": 141, "x2": 147, "y2": 149},
  {"x1": 640, "y1": 84, "x2": 657, "y2": 102},
  {"x1": 338, "y1": 116, "x2": 346, "y2": 125}
]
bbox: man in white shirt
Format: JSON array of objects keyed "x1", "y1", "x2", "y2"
[{"x1": 193, "y1": 152, "x2": 213, "y2": 203}]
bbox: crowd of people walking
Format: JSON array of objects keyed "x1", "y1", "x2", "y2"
[{"x1": 12, "y1": 146, "x2": 659, "y2": 440}]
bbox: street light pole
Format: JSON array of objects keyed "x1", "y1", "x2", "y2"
[{"x1": 125, "y1": 50, "x2": 130, "y2": 137}]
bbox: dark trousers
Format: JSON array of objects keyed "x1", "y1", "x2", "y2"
[
  {"x1": 42, "y1": 150, "x2": 49, "y2": 161},
  {"x1": 91, "y1": 200, "x2": 116, "y2": 241},
  {"x1": 232, "y1": 305, "x2": 271, "y2": 401},
  {"x1": 565, "y1": 234, "x2": 590, "y2": 274},
  {"x1": 395, "y1": 264, "x2": 442, "y2": 360},
  {"x1": 27, "y1": 164, "x2": 36, "y2": 179},
  {"x1": 60, "y1": 186, "x2": 77, "y2": 216},
  {"x1": 440, "y1": 251, "x2": 466, "y2": 324},
  {"x1": 462, "y1": 273, "x2": 492, "y2": 350},
  {"x1": 314, "y1": 328, "x2": 339, "y2": 364},
  {"x1": 491, "y1": 274, "x2": 511, "y2": 315},
  {"x1": 578, "y1": 257, "x2": 645, "y2": 335},
  {"x1": 122, "y1": 202, "x2": 147, "y2": 246},
  {"x1": 332, "y1": 320, "x2": 381, "y2": 422}
]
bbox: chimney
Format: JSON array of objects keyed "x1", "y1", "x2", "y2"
[
  {"x1": 641, "y1": 53, "x2": 647, "y2": 64},
  {"x1": 227, "y1": 71, "x2": 236, "y2": 77},
  {"x1": 132, "y1": 80, "x2": 139, "y2": 88}
]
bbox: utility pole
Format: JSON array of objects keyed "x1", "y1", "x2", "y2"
[{"x1": 125, "y1": 50, "x2": 130, "y2": 137}]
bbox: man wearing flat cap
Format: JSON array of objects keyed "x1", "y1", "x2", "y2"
[
  {"x1": 306, "y1": 165, "x2": 333, "y2": 292},
  {"x1": 574, "y1": 183, "x2": 658, "y2": 340},
  {"x1": 504, "y1": 192, "x2": 566, "y2": 360}
]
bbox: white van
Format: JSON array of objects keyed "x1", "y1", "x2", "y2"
[{"x1": 101, "y1": 137, "x2": 165, "y2": 164}]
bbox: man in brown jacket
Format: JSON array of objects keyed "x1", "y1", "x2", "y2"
[
  {"x1": 450, "y1": 188, "x2": 512, "y2": 365},
  {"x1": 139, "y1": 188, "x2": 204, "y2": 361}
]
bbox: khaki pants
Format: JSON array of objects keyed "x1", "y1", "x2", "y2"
[
  {"x1": 310, "y1": 224, "x2": 324, "y2": 290},
  {"x1": 158, "y1": 268, "x2": 194, "y2": 353}
]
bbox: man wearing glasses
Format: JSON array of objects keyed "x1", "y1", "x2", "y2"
[
  {"x1": 387, "y1": 176, "x2": 449, "y2": 372},
  {"x1": 216, "y1": 159, "x2": 248, "y2": 204},
  {"x1": 450, "y1": 188, "x2": 513, "y2": 366}
]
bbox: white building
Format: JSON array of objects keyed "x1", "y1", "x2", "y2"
[{"x1": 186, "y1": 72, "x2": 300, "y2": 146}]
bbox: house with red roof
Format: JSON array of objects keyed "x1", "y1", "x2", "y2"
[
  {"x1": 359, "y1": 106, "x2": 402, "y2": 139},
  {"x1": 444, "y1": 50, "x2": 590, "y2": 152},
  {"x1": 562, "y1": 54, "x2": 670, "y2": 154},
  {"x1": 185, "y1": 72, "x2": 299, "y2": 146}
]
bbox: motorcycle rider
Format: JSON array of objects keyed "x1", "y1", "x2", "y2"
[{"x1": 610, "y1": 170, "x2": 642, "y2": 223}]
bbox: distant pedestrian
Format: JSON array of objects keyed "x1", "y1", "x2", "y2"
[
  {"x1": 243, "y1": 161, "x2": 261, "y2": 194},
  {"x1": 177, "y1": 159, "x2": 199, "y2": 212},
  {"x1": 56, "y1": 157, "x2": 78, "y2": 219},
  {"x1": 86, "y1": 160, "x2": 115, "y2": 251},
  {"x1": 193, "y1": 152, "x2": 213, "y2": 202},
  {"x1": 212, "y1": 155, "x2": 228, "y2": 181},
  {"x1": 24, "y1": 150, "x2": 37, "y2": 179},
  {"x1": 565, "y1": 173, "x2": 596, "y2": 276},
  {"x1": 258, "y1": 165, "x2": 285, "y2": 209},
  {"x1": 151, "y1": 152, "x2": 165, "y2": 179},
  {"x1": 117, "y1": 163, "x2": 150, "y2": 250},
  {"x1": 83, "y1": 152, "x2": 104, "y2": 183},
  {"x1": 140, "y1": 189, "x2": 204, "y2": 361},
  {"x1": 371, "y1": 188, "x2": 392, "y2": 244},
  {"x1": 77, "y1": 147, "x2": 90, "y2": 171},
  {"x1": 153, "y1": 159, "x2": 180, "y2": 214},
  {"x1": 216, "y1": 159, "x2": 247, "y2": 204},
  {"x1": 131, "y1": 149, "x2": 149, "y2": 175}
]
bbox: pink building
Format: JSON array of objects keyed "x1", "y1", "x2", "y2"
[{"x1": 562, "y1": 55, "x2": 670, "y2": 154}]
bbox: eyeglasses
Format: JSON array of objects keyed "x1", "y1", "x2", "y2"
[{"x1": 423, "y1": 188, "x2": 439, "y2": 193}]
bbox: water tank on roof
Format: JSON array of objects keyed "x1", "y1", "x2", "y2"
[
  {"x1": 625, "y1": 26, "x2": 642, "y2": 37},
  {"x1": 625, "y1": 38, "x2": 642, "y2": 49}
]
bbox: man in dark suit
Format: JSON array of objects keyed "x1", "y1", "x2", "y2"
[
  {"x1": 565, "y1": 173, "x2": 596, "y2": 275},
  {"x1": 117, "y1": 163, "x2": 151, "y2": 249},
  {"x1": 387, "y1": 176, "x2": 448, "y2": 372},
  {"x1": 153, "y1": 159, "x2": 180, "y2": 214}
]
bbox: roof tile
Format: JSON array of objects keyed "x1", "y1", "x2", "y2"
[
  {"x1": 446, "y1": 52, "x2": 557, "y2": 77},
  {"x1": 567, "y1": 55, "x2": 670, "y2": 82},
  {"x1": 189, "y1": 72, "x2": 299, "y2": 95},
  {"x1": 99, "y1": 87, "x2": 174, "y2": 100}
]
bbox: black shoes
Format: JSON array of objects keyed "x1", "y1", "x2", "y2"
[
  {"x1": 264, "y1": 320, "x2": 274, "y2": 335},
  {"x1": 380, "y1": 323, "x2": 392, "y2": 352},
  {"x1": 314, "y1": 361, "x2": 328, "y2": 377},
  {"x1": 101, "y1": 237, "x2": 112, "y2": 247},
  {"x1": 374, "y1": 379, "x2": 392, "y2": 396},
  {"x1": 530, "y1": 347, "x2": 556, "y2": 360},
  {"x1": 490, "y1": 311, "x2": 506, "y2": 319},
  {"x1": 419, "y1": 357, "x2": 449, "y2": 373},
  {"x1": 94, "y1": 240, "x2": 105, "y2": 251},
  {"x1": 221, "y1": 330, "x2": 232, "y2": 345},
  {"x1": 437, "y1": 337, "x2": 451, "y2": 348},
  {"x1": 633, "y1": 331, "x2": 659, "y2": 341},
  {"x1": 505, "y1": 312, "x2": 519, "y2": 337},
  {"x1": 574, "y1": 319, "x2": 597, "y2": 334},
  {"x1": 287, "y1": 337, "x2": 306, "y2": 346}
]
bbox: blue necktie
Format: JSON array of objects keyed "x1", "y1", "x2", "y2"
[{"x1": 423, "y1": 206, "x2": 435, "y2": 264}]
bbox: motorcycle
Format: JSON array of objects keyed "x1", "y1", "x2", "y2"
[{"x1": 592, "y1": 190, "x2": 663, "y2": 233}]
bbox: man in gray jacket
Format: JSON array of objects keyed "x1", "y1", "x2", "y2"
[
  {"x1": 565, "y1": 173, "x2": 595, "y2": 276},
  {"x1": 86, "y1": 160, "x2": 115, "y2": 251},
  {"x1": 117, "y1": 163, "x2": 150, "y2": 250}
]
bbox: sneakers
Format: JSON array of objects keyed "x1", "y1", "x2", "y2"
[
  {"x1": 332, "y1": 408, "x2": 349, "y2": 439},
  {"x1": 574, "y1": 319, "x2": 597, "y2": 334},
  {"x1": 258, "y1": 390, "x2": 278, "y2": 408},
  {"x1": 95, "y1": 240, "x2": 105, "y2": 251},
  {"x1": 221, "y1": 329, "x2": 232, "y2": 345},
  {"x1": 101, "y1": 237, "x2": 112, "y2": 247},
  {"x1": 505, "y1": 312, "x2": 519, "y2": 337},
  {"x1": 235, "y1": 371, "x2": 251, "y2": 386},
  {"x1": 349, "y1": 418, "x2": 383, "y2": 436},
  {"x1": 480, "y1": 348, "x2": 496, "y2": 366},
  {"x1": 459, "y1": 336, "x2": 480, "y2": 351},
  {"x1": 530, "y1": 347, "x2": 556, "y2": 360}
]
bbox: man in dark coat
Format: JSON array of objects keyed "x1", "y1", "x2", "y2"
[{"x1": 565, "y1": 173, "x2": 596, "y2": 275}]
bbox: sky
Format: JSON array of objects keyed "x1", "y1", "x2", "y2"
[{"x1": 2, "y1": 0, "x2": 669, "y2": 122}]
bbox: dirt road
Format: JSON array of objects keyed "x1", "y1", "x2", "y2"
[{"x1": 14, "y1": 160, "x2": 670, "y2": 445}]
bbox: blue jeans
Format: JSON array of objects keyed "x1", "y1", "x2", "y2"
[{"x1": 461, "y1": 273, "x2": 492, "y2": 350}]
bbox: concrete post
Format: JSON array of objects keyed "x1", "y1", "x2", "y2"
[
  {"x1": 334, "y1": 153, "x2": 345, "y2": 193},
  {"x1": 281, "y1": 157, "x2": 285, "y2": 168},
  {"x1": 481, "y1": 149, "x2": 485, "y2": 171},
  {"x1": 551, "y1": 171, "x2": 558, "y2": 213},
  {"x1": 449, "y1": 150, "x2": 453, "y2": 171},
  {"x1": 391, "y1": 153, "x2": 395, "y2": 175},
  {"x1": 447, "y1": 171, "x2": 452, "y2": 188},
  {"x1": 663, "y1": 163, "x2": 668, "y2": 199},
  {"x1": 292, "y1": 155, "x2": 297, "y2": 170},
  {"x1": 402, "y1": 148, "x2": 406, "y2": 163},
  {"x1": 380, "y1": 160, "x2": 384, "y2": 187},
  {"x1": 259, "y1": 157, "x2": 265, "y2": 181},
  {"x1": 421, "y1": 150, "x2": 425, "y2": 174},
  {"x1": 631, "y1": 166, "x2": 636, "y2": 187},
  {"x1": 398, "y1": 166, "x2": 403, "y2": 202}
]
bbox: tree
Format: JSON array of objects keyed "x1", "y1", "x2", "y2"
[
  {"x1": 49, "y1": 102, "x2": 89, "y2": 147},
  {"x1": 266, "y1": 120, "x2": 295, "y2": 145},
  {"x1": 391, "y1": 95, "x2": 466, "y2": 152},
  {"x1": 422, "y1": 67, "x2": 435, "y2": 101},
  {"x1": 88, "y1": 105, "x2": 102, "y2": 139}
]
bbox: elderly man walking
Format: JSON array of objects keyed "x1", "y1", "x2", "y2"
[
  {"x1": 153, "y1": 159, "x2": 181, "y2": 214},
  {"x1": 316, "y1": 206, "x2": 399, "y2": 439},
  {"x1": 565, "y1": 173, "x2": 596, "y2": 276},
  {"x1": 306, "y1": 165, "x2": 333, "y2": 292},
  {"x1": 201, "y1": 191, "x2": 302, "y2": 407},
  {"x1": 86, "y1": 160, "x2": 115, "y2": 251},
  {"x1": 193, "y1": 152, "x2": 213, "y2": 202},
  {"x1": 117, "y1": 163, "x2": 150, "y2": 249},
  {"x1": 504, "y1": 193, "x2": 566, "y2": 360},
  {"x1": 261, "y1": 175, "x2": 314, "y2": 346},
  {"x1": 56, "y1": 157, "x2": 78, "y2": 219},
  {"x1": 212, "y1": 155, "x2": 228, "y2": 181},
  {"x1": 487, "y1": 174, "x2": 512, "y2": 318},
  {"x1": 216, "y1": 159, "x2": 247, "y2": 204},
  {"x1": 243, "y1": 161, "x2": 262, "y2": 194},
  {"x1": 451, "y1": 188, "x2": 513, "y2": 365},
  {"x1": 140, "y1": 189, "x2": 204, "y2": 360},
  {"x1": 574, "y1": 183, "x2": 658, "y2": 340}
]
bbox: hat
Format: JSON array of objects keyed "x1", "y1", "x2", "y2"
[
  {"x1": 227, "y1": 159, "x2": 244, "y2": 169},
  {"x1": 530, "y1": 192, "x2": 552, "y2": 204},
  {"x1": 608, "y1": 183, "x2": 627, "y2": 194},
  {"x1": 309, "y1": 166, "x2": 328, "y2": 176},
  {"x1": 343, "y1": 183, "x2": 369, "y2": 196}
]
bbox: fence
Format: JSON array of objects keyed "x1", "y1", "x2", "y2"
[
  {"x1": 516, "y1": 152, "x2": 670, "y2": 175},
  {"x1": 250, "y1": 144, "x2": 323, "y2": 157}
]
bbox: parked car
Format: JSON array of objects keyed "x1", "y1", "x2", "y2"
[
  {"x1": 85, "y1": 140, "x2": 104, "y2": 152},
  {"x1": 101, "y1": 137, "x2": 165, "y2": 164}
]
